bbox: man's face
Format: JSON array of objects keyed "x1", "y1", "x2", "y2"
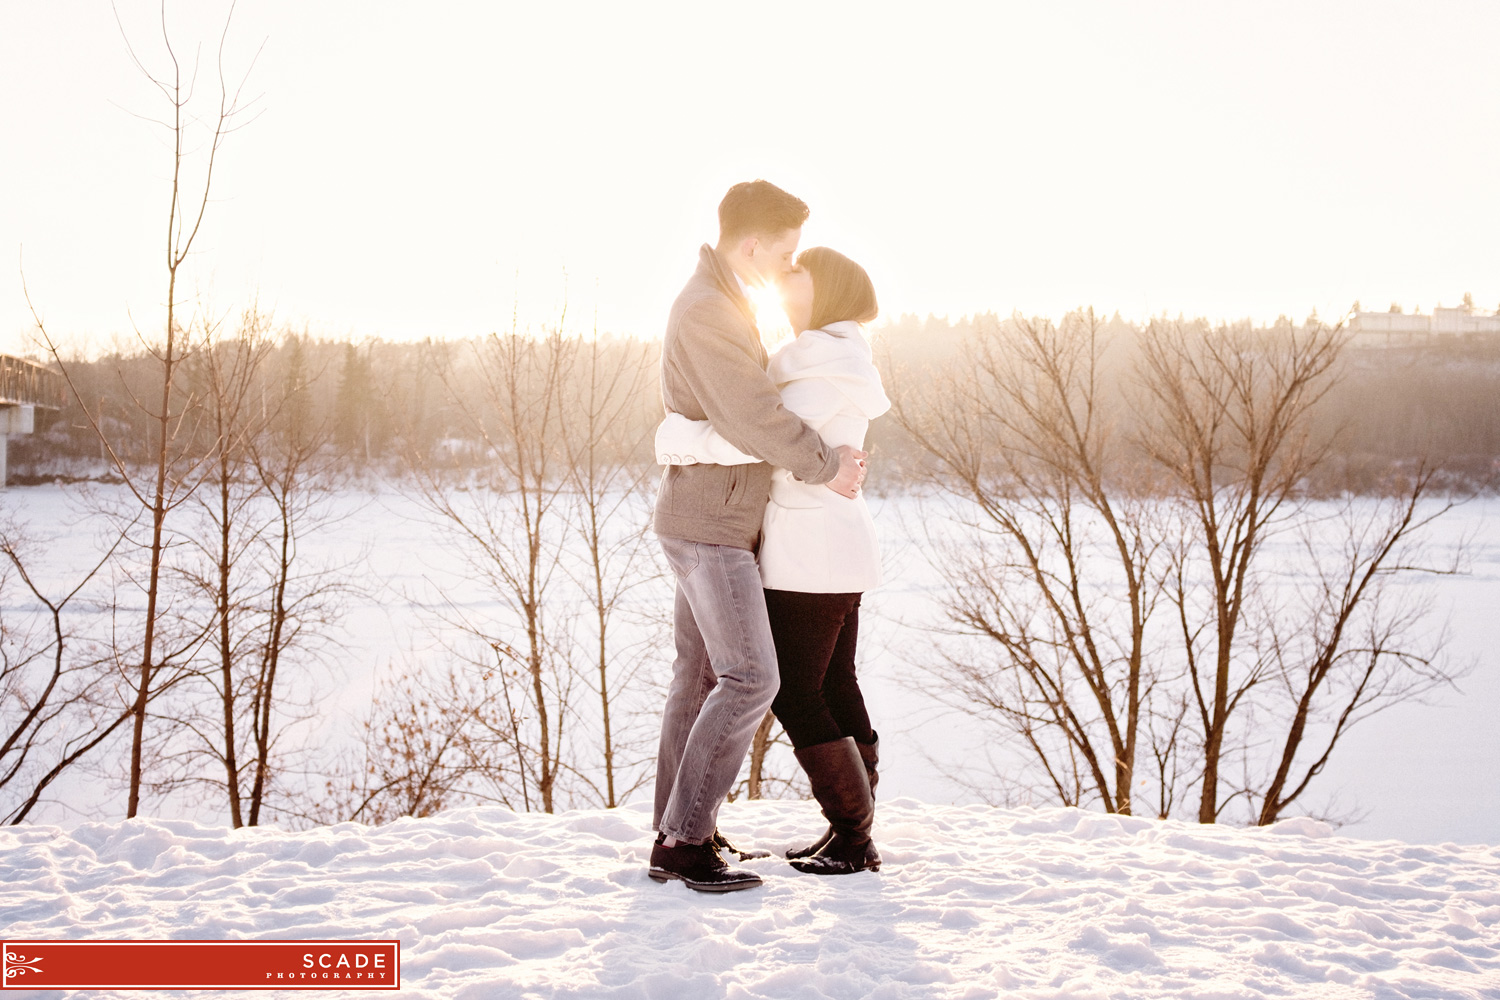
[
  {"x1": 744, "y1": 228, "x2": 801, "y2": 286},
  {"x1": 778, "y1": 265, "x2": 815, "y2": 333}
]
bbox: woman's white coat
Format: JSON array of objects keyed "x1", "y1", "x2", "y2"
[{"x1": 655, "y1": 320, "x2": 890, "y2": 593}]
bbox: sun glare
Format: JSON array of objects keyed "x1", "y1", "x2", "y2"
[{"x1": 747, "y1": 282, "x2": 794, "y2": 351}]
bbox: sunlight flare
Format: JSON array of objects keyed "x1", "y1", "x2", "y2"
[{"x1": 747, "y1": 281, "x2": 795, "y2": 350}]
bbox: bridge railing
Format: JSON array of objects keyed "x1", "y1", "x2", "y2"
[{"x1": 0, "y1": 356, "x2": 67, "y2": 410}]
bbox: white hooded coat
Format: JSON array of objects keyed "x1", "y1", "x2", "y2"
[{"x1": 655, "y1": 320, "x2": 890, "y2": 593}]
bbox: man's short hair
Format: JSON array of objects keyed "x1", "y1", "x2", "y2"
[{"x1": 718, "y1": 180, "x2": 809, "y2": 243}]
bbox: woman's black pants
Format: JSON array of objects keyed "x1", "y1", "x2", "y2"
[{"x1": 764, "y1": 589, "x2": 874, "y2": 750}]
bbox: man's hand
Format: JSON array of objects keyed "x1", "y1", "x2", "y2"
[{"x1": 825, "y1": 444, "x2": 868, "y2": 499}]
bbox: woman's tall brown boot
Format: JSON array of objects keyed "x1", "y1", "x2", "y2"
[
  {"x1": 789, "y1": 737, "x2": 880, "y2": 875},
  {"x1": 787, "y1": 731, "x2": 879, "y2": 860}
]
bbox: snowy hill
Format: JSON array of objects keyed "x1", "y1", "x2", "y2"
[{"x1": 5, "y1": 800, "x2": 1499, "y2": 999}]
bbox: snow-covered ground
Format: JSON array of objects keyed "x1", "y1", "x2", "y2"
[{"x1": 5, "y1": 799, "x2": 1499, "y2": 999}]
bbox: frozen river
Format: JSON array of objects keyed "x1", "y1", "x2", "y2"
[{"x1": 3, "y1": 481, "x2": 1496, "y2": 845}]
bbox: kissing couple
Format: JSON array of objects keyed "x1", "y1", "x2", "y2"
[{"x1": 648, "y1": 180, "x2": 890, "y2": 892}]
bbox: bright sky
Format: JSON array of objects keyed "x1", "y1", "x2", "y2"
[{"x1": 3, "y1": 1, "x2": 1498, "y2": 354}]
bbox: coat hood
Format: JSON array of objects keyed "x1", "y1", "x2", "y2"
[{"x1": 768, "y1": 321, "x2": 891, "y2": 419}]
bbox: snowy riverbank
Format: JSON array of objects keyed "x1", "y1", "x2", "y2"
[{"x1": 4, "y1": 799, "x2": 1499, "y2": 999}]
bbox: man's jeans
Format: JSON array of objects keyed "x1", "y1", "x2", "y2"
[{"x1": 653, "y1": 536, "x2": 780, "y2": 844}]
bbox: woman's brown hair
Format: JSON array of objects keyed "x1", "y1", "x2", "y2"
[{"x1": 798, "y1": 247, "x2": 878, "y2": 331}]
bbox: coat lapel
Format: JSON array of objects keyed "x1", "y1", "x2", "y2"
[{"x1": 697, "y1": 244, "x2": 766, "y2": 366}]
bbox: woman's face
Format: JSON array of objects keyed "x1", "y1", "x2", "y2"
[{"x1": 778, "y1": 266, "x2": 815, "y2": 333}]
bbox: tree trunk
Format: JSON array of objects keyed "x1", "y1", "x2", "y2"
[{"x1": 745, "y1": 711, "x2": 776, "y2": 800}]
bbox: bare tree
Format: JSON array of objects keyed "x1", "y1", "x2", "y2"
[
  {"x1": 406, "y1": 328, "x2": 578, "y2": 813},
  {"x1": 0, "y1": 526, "x2": 132, "y2": 823},
  {"x1": 892, "y1": 311, "x2": 1461, "y2": 825},
  {"x1": 744, "y1": 712, "x2": 778, "y2": 800},
  {"x1": 889, "y1": 310, "x2": 1164, "y2": 814},
  {"x1": 165, "y1": 320, "x2": 350, "y2": 827},
  {"x1": 738, "y1": 711, "x2": 808, "y2": 802},
  {"x1": 328, "y1": 662, "x2": 484, "y2": 825},
  {"x1": 326, "y1": 638, "x2": 560, "y2": 824},
  {"x1": 1136, "y1": 318, "x2": 1345, "y2": 822},
  {"x1": 173, "y1": 308, "x2": 273, "y2": 826},
  {"x1": 557, "y1": 331, "x2": 662, "y2": 808},
  {"x1": 26, "y1": 1, "x2": 262, "y2": 818},
  {"x1": 239, "y1": 335, "x2": 351, "y2": 824},
  {"x1": 349, "y1": 327, "x2": 668, "y2": 821},
  {"x1": 1248, "y1": 482, "x2": 1459, "y2": 825}
]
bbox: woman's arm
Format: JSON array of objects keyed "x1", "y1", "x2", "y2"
[{"x1": 655, "y1": 412, "x2": 761, "y2": 466}]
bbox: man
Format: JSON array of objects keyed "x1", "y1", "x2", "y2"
[{"x1": 648, "y1": 180, "x2": 866, "y2": 892}]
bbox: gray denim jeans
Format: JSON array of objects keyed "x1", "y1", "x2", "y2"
[{"x1": 653, "y1": 536, "x2": 780, "y2": 844}]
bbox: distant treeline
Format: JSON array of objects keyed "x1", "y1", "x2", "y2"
[
  {"x1": 13, "y1": 313, "x2": 1500, "y2": 493},
  {"x1": 13, "y1": 333, "x2": 663, "y2": 481},
  {"x1": 869, "y1": 312, "x2": 1500, "y2": 493}
]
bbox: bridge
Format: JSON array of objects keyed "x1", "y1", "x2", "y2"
[{"x1": 1, "y1": 355, "x2": 66, "y2": 487}]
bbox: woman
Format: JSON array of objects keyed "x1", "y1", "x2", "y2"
[{"x1": 655, "y1": 246, "x2": 888, "y2": 876}]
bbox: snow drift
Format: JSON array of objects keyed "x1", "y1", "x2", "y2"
[{"x1": 4, "y1": 799, "x2": 1499, "y2": 999}]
